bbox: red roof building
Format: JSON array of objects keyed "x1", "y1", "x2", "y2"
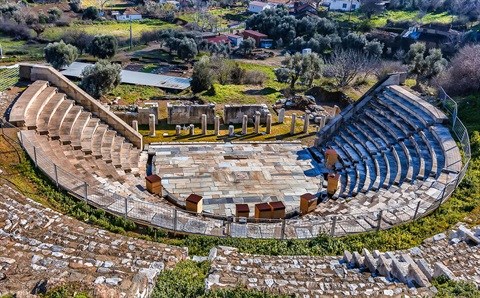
[{"x1": 242, "y1": 30, "x2": 268, "y2": 46}]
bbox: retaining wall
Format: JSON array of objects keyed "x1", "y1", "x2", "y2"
[{"x1": 167, "y1": 103, "x2": 216, "y2": 125}]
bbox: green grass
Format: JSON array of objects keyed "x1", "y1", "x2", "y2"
[
  {"x1": 433, "y1": 276, "x2": 480, "y2": 298},
  {"x1": 0, "y1": 34, "x2": 44, "y2": 63},
  {"x1": 199, "y1": 62, "x2": 285, "y2": 104},
  {"x1": 41, "y1": 19, "x2": 178, "y2": 41},
  {"x1": 152, "y1": 260, "x2": 289, "y2": 298},
  {"x1": 107, "y1": 84, "x2": 165, "y2": 104},
  {"x1": 330, "y1": 10, "x2": 457, "y2": 27}
]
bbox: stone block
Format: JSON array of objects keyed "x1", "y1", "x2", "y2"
[{"x1": 433, "y1": 262, "x2": 456, "y2": 281}]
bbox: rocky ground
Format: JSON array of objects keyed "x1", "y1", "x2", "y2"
[{"x1": 0, "y1": 184, "x2": 187, "y2": 297}]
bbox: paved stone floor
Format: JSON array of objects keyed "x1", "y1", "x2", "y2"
[{"x1": 151, "y1": 142, "x2": 322, "y2": 216}]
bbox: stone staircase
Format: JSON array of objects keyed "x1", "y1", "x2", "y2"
[
  {"x1": 309, "y1": 85, "x2": 462, "y2": 224},
  {"x1": 206, "y1": 224, "x2": 480, "y2": 297},
  {"x1": 9, "y1": 80, "x2": 147, "y2": 200}
]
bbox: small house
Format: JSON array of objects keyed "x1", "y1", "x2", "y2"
[
  {"x1": 116, "y1": 7, "x2": 143, "y2": 21},
  {"x1": 328, "y1": 0, "x2": 361, "y2": 11},
  {"x1": 248, "y1": 1, "x2": 273, "y2": 13},
  {"x1": 227, "y1": 34, "x2": 244, "y2": 47},
  {"x1": 242, "y1": 30, "x2": 268, "y2": 46},
  {"x1": 205, "y1": 34, "x2": 231, "y2": 45}
]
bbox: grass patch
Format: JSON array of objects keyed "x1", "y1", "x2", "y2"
[
  {"x1": 41, "y1": 19, "x2": 178, "y2": 41},
  {"x1": 152, "y1": 260, "x2": 289, "y2": 298},
  {"x1": 330, "y1": 10, "x2": 457, "y2": 27},
  {"x1": 433, "y1": 276, "x2": 480, "y2": 297},
  {"x1": 0, "y1": 34, "x2": 44, "y2": 63},
  {"x1": 106, "y1": 84, "x2": 165, "y2": 104}
]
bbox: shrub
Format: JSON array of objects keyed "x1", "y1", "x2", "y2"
[
  {"x1": 88, "y1": 35, "x2": 118, "y2": 59},
  {"x1": 44, "y1": 40, "x2": 79, "y2": 69},
  {"x1": 80, "y1": 60, "x2": 121, "y2": 97},
  {"x1": 0, "y1": 20, "x2": 33, "y2": 40},
  {"x1": 69, "y1": 0, "x2": 82, "y2": 13},
  {"x1": 82, "y1": 6, "x2": 99, "y2": 20},
  {"x1": 60, "y1": 31, "x2": 94, "y2": 54},
  {"x1": 243, "y1": 70, "x2": 267, "y2": 85}
]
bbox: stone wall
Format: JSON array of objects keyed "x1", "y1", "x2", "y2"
[
  {"x1": 223, "y1": 104, "x2": 269, "y2": 124},
  {"x1": 114, "y1": 102, "x2": 159, "y2": 126},
  {"x1": 167, "y1": 103, "x2": 215, "y2": 125},
  {"x1": 19, "y1": 64, "x2": 143, "y2": 149}
]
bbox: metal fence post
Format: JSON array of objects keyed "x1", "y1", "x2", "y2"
[
  {"x1": 173, "y1": 209, "x2": 178, "y2": 232},
  {"x1": 54, "y1": 164, "x2": 58, "y2": 188},
  {"x1": 413, "y1": 201, "x2": 421, "y2": 220},
  {"x1": 330, "y1": 216, "x2": 337, "y2": 236},
  {"x1": 33, "y1": 146, "x2": 37, "y2": 168},
  {"x1": 124, "y1": 196, "x2": 128, "y2": 219},
  {"x1": 280, "y1": 219, "x2": 286, "y2": 240},
  {"x1": 376, "y1": 210, "x2": 383, "y2": 231},
  {"x1": 83, "y1": 182, "x2": 88, "y2": 202}
]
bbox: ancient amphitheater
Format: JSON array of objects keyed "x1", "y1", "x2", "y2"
[{"x1": 0, "y1": 64, "x2": 478, "y2": 296}]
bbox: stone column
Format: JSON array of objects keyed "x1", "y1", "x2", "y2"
[
  {"x1": 303, "y1": 112, "x2": 310, "y2": 133},
  {"x1": 175, "y1": 125, "x2": 181, "y2": 136},
  {"x1": 214, "y1": 115, "x2": 220, "y2": 136},
  {"x1": 266, "y1": 113, "x2": 272, "y2": 134},
  {"x1": 201, "y1": 114, "x2": 207, "y2": 135},
  {"x1": 242, "y1": 114, "x2": 248, "y2": 135},
  {"x1": 149, "y1": 114, "x2": 156, "y2": 137},
  {"x1": 290, "y1": 113, "x2": 296, "y2": 135},
  {"x1": 333, "y1": 105, "x2": 341, "y2": 116},
  {"x1": 132, "y1": 120, "x2": 138, "y2": 132},
  {"x1": 228, "y1": 125, "x2": 235, "y2": 137},
  {"x1": 278, "y1": 108, "x2": 285, "y2": 124},
  {"x1": 254, "y1": 111, "x2": 260, "y2": 134},
  {"x1": 189, "y1": 124, "x2": 195, "y2": 136},
  {"x1": 321, "y1": 116, "x2": 326, "y2": 128}
]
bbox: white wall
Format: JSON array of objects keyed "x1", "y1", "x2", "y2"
[
  {"x1": 116, "y1": 14, "x2": 143, "y2": 21},
  {"x1": 248, "y1": 3, "x2": 272, "y2": 13},
  {"x1": 329, "y1": 0, "x2": 361, "y2": 11}
]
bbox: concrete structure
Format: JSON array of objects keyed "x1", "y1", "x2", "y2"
[
  {"x1": 266, "y1": 113, "x2": 272, "y2": 134},
  {"x1": 290, "y1": 113, "x2": 296, "y2": 135},
  {"x1": 189, "y1": 124, "x2": 195, "y2": 136},
  {"x1": 328, "y1": 0, "x2": 361, "y2": 11},
  {"x1": 228, "y1": 125, "x2": 235, "y2": 137},
  {"x1": 167, "y1": 103, "x2": 215, "y2": 125},
  {"x1": 242, "y1": 115, "x2": 248, "y2": 135},
  {"x1": 115, "y1": 8, "x2": 143, "y2": 21},
  {"x1": 149, "y1": 114, "x2": 156, "y2": 137},
  {"x1": 303, "y1": 112, "x2": 310, "y2": 133},
  {"x1": 224, "y1": 104, "x2": 269, "y2": 124},
  {"x1": 247, "y1": 1, "x2": 273, "y2": 13},
  {"x1": 254, "y1": 111, "x2": 260, "y2": 134},
  {"x1": 61, "y1": 62, "x2": 190, "y2": 91},
  {"x1": 114, "y1": 102, "x2": 159, "y2": 126},
  {"x1": 175, "y1": 125, "x2": 181, "y2": 135},
  {"x1": 242, "y1": 30, "x2": 268, "y2": 47},
  {"x1": 214, "y1": 116, "x2": 220, "y2": 136},
  {"x1": 278, "y1": 108, "x2": 285, "y2": 123},
  {"x1": 18, "y1": 64, "x2": 143, "y2": 149},
  {"x1": 132, "y1": 120, "x2": 138, "y2": 132},
  {"x1": 201, "y1": 114, "x2": 207, "y2": 135},
  {"x1": 226, "y1": 34, "x2": 243, "y2": 47}
]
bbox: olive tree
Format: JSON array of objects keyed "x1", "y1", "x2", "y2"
[
  {"x1": 44, "y1": 40, "x2": 79, "y2": 69},
  {"x1": 80, "y1": 60, "x2": 121, "y2": 98},
  {"x1": 88, "y1": 35, "x2": 118, "y2": 59}
]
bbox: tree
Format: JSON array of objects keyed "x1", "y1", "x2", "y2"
[
  {"x1": 177, "y1": 37, "x2": 198, "y2": 61},
  {"x1": 275, "y1": 53, "x2": 322, "y2": 89},
  {"x1": 239, "y1": 37, "x2": 255, "y2": 55},
  {"x1": 323, "y1": 49, "x2": 367, "y2": 88},
  {"x1": 191, "y1": 57, "x2": 215, "y2": 93},
  {"x1": 82, "y1": 6, "x2": 99, "y2": 20},
  {"x1": 443, "y1": 45, "x2": 480, "y2": 95},
  {"x1": 406, "y1": 42, "x2": 447, "y2": 86},
  {"x1": 47, "y1": 7, "x2": 62, "y2": 23},
  {"x1": 360, "y1": 0, "x2": 384, "y2": 18},
  {"x1": 80, "y1": 60, "x2": 121, "y2": 98},
  {"x1": 44, "y1": 41, "x2": 79, "y2": 69},
  {"x1": 89, "y1": 35, "x2": 118, "y2": 59}
]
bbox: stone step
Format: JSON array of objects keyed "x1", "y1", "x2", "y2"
[
  {"x1": 81, "y1": 119, "x2": 100, "y2": 155},
  {"x1": 9, "y1": 80, "x2": 49, "y2": 126},
  {"x1": 91, "y1": 124, "x2": 108, "y2": 158},
  {"x1": 111, "y1": 136, "x2": 125, "y2": 168},
  {"x1": 57, "y1": 105, "x2": 83, "y2": 144},
  {"x1": 44, "y1": 99, "x2": 74, "y2": 138},
  {"x1": 101, "y1": 130, "x2": 117, "y2": 164},
  {"x1": 69, "y1": 112, "x2": 91, "y2": 150},
  {"x1": 376, "y1": 94, "x2": 426, "y2": 131},
  {"x1": 24, "y1": 86, "x2": 57, "y2": 129},
  {"x1": 35, "y1": 93, "x2": 65, "y2": 135}
]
